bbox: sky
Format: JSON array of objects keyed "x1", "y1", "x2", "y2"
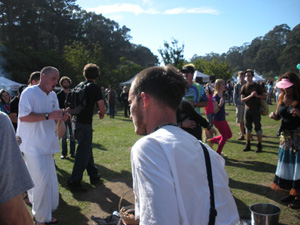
[{"x1": 76, "y1": 0, "x2": 299, "y2": 62}]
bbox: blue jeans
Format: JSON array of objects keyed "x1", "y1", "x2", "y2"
[
  {"x1": 69, "y1": 122, "x2": 99, "y2": 183},
  {"x1": 61, "y1": 118, "x2": 75, "y2": 157}
]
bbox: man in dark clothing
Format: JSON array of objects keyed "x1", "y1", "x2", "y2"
[
  {"x1": 10, "y1": 84, "x2": 27, "y2": 131},
  {"x1": 120, "y1": 86, "x2": 129, "y2": 117},
  {"x1": 177, "y1": 100, "x2": 216, "y2": 140},
  {"x1": 241, "y1": 69, "x2": 266, "y2": 152},
  {"x1": 67, "y1": 63, "x2": 106, "y2": 192},
  {"x1": 57, "y1": 76, "x2": 75, "y2": 159}
]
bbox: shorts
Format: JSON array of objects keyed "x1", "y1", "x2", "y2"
[
  {"x1": 236, "y1": 104, "x2": 245, "y2": 123},
  {"x1": 245, "y1": 109, "x2": 262, "y2": 134}
]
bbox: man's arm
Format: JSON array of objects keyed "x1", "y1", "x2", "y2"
[
  {"x1": 97, "y1": 100, "x2": 106, "y2": 119},
  {"x1": 19, "y1": 110, "x2": 64, "y2": 122},
  {"x1": 0, "y1": 195, "x2": 34, "y2": 225}
]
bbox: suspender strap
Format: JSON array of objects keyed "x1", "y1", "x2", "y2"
[{"x1": 200, "y1": 141, "x2": 217, "y2": 225}]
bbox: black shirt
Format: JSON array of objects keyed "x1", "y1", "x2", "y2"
[{"x1": 73, "y1": 81, "x2": 103, "y2": 125}]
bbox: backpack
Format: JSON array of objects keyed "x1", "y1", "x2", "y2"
[{"x1": 65, "y1": 81, "x2": 91, "y2": 115}]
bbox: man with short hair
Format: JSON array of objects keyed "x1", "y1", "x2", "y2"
[
  {"x1": 233, "y1": 71, "x2": 246, "y2": 140},
  {"x1": 57, "y1": 76, "x2": 76, "y2": 159},
  {"x1": 18, "y1": 66, "x2": 69, "y2": 225},
  {"x1": 128, "y1": 65, "x2": 239, "y2": 225},
  {"x1": 67, "y1": 63, "x2": 106, "y2": 192},
  {"x1": 182, "y1": 64, "x2": 208, "y2": 140},
  {"x1": 28, "y1": 71, "x2": 40, "y2": 86},
  {"x1": 241, "y1": 69, "x2": 266, "y2": 152}
]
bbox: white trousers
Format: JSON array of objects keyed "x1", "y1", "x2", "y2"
[{"x1": 24, "y1": 153, "x2": 59, "y2": 223}]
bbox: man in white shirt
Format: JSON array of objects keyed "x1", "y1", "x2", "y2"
[
  {"x1": 128, "y1": 65, "x2": 240, "y2": 225},
  {"x1": 18, "y1": 66, "x2": 69, "y2": 225}
]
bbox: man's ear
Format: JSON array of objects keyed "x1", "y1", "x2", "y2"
[{"x1": 141, "y1": 92, "x2": 150, "y2": 109}]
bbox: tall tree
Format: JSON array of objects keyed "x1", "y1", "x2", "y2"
[{"x1": 158, "y1": 38, "x2": 185, "y2": 68}]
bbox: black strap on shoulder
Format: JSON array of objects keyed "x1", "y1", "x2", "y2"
[{"x1": 200, "y1": 141, "x2": 217, "y2": 225}]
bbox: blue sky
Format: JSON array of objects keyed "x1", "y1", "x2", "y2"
[{"x1": 76, "y1": 0, "x2": 300, "y2": 62}]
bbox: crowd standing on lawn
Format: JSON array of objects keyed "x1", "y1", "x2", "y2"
[
  {"x1": 2, "y1": 60, "x2": 300, "y2": 225},
  {"x1": 269, "y1": 72, "x2": 300, "y2": 209}
]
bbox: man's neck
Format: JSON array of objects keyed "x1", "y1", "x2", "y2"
[
  {"x1": 146, "y1": 108, "x2": 177, "y2": 134},
  {"x1": 63, "y1": 88, "x2": 69, "y2": 93}
]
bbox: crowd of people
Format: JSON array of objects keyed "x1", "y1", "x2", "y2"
[{"x1": 1, "y1": 62, "x2": 300, "y2": 225}]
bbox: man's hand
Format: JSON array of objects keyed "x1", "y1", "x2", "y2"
[
  {"x1": 98, "y1": 111, "x2": 104, "y2": 119},
  {"x1": 182, "y1": 118, "x2": 196, "y2": 129}
]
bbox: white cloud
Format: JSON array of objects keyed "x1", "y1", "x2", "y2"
[
  {"x1": 85, "y1": 4, "x2": 158, "y2": 15},
  {"x1": 164, "y1": 7, "x2": 219, "y2": 15},
  {"x1": 85, "y1": 4, "x2": 219, "y2": 16}
]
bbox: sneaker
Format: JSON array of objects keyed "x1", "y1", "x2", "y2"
[
  {"x1": 70, "y1": 154, "x2": 75, "y2": 158},
  {"x1": 60, "y1": 155, "x2": 67, "y2": 159},
  {"x1": 238, "y1": 135, "x2": 245, "y2": 140},
  {"x1": 255, "y1": 143, "x2": 262, "y2": 153},
  {"x1": 207, "y1": 139, "x2": 213, "y2": 149},
  {"x1": 243, "y1": 143, "x2": 251, "y2": 152},
  {"x1": 90, "y1": 175, "x2": 102, "y2": 185},
  {"x1": 67, "y1": 180, "x2": 87, "y2": 192}
]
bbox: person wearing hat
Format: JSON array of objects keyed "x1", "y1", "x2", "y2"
[
  {"x1": 241, "y1": 69, "x2": 266, "y2": 152},
  {"x1": 182, "y1": 64, "x2": 208, "y2": 140},
  {"x1": 269, "y1": 72, "x2": 300, "y2": 209}
]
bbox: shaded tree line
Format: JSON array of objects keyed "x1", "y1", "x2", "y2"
[
  {"x1": 191, "y1": 24, "x2": 300, "y2": 80},
  {"x1": 0, "y1": 0, "x2": 158, "y2": 87}
]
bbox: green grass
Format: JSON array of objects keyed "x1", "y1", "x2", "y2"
[{"x1": 35, "y1": 105, "x2": 299, "y2": 224}]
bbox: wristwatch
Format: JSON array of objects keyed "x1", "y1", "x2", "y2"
[{"x1": 45, "y1": 113, "x2": 49, "y2": 120}]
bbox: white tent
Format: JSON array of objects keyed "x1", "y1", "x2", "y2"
[
  {"x1": 193, "y1": 70, "x2": 210, "y2": 83},
  {"x1": 119, "y1": 74, "x2": 138, "y2": 87},
  {"x1": 0, "y1": 76, "x2": 21, "y2": 91},
  {"x1": 253, "y1": 71, "x2": 266, "y2": 82}
]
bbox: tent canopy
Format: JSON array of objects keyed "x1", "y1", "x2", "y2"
[
  {"x1": 0, "y1": 76, "x2": 21, "y2": 91},
  {"x1": 119, "y1": 74, "x2": 138, "y2": 87},
  {"x1": 193, "y1": 70, "x2": 210, "y2": 83}
]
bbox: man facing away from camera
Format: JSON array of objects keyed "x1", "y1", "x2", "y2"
[
  {"x1": 128, "y1": 65, "x2": 239, "y2": 225},
  {"x1": 67, "y1": 63, "x2": 106, "y2": 192}
]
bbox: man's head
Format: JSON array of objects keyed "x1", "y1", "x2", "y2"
[
  {"x1": 129, "y1": 65, "x2": 188, "y2": 135},
  {"x1": 28, "y1": 71, "x2": 40, "y2": 86},
  {"x1": 59, "y1": 76, "x2": 72, "y2": 89},
  {"x1": 245, "y1": 69, "x2": 254, "y2": 83},
  {"x1": 182, "y1": 64, "x2": 195, "y2": 85},
  {"x1": 83, "y1": 63, "x2": 100, "y2": 80},
  {"x1": 39, "y1": 66, "x2": 60, "y2": 94},
  {"x1": 238, "y1": 71, "x2": 245, "y2": 83}
]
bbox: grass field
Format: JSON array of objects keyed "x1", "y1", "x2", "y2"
[{"x1": 40, "y1": 104, "x2": 299, "y2": 224}]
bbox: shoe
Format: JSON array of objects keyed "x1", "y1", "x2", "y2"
[
  {"x1": 281, "y1": 195, "x2": 295, "y2": 202},
  {"x1": 207, "y1": 139, "x2": 213, "y2": 149},
  {"x1": 90, "y1": 175, "x2": 102, "y2": 185},
  {"x1": 255, "y1": 143, "x2": 262, "y2": 153},
  {"x1": 67, "y1": 180, "x2": 87, "y2": 192},
  {"x1": 238, "y1": 135, "x2": 245, "y2": 140},
  {"x1": 288, "y1": 199, "x2": 300, "y2": 209},
  {"x1": 34, "y1": 217, "x2": 58, "y2": 224},
  {"x1": 243, "y1": 143, "x2": 251, "y2": 152},
  {"x1": 60, "y1": 155, "x2": 67, "y2": 159},
  {"x1": 70, "y1": 154, "x2": 75, "y2": 158}
]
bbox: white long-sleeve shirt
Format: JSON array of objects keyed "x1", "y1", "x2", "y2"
[{"x1": 131, "y1": 125, "x2": 239, "y2": 225}]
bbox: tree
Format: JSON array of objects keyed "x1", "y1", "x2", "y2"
[{"x1": 158, "y1": 38, "x2": 185, "y2": 68}]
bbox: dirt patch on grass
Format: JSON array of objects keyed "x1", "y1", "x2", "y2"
[{"x1": 85, "y1": 179, "x2": 134, "y2": 225}]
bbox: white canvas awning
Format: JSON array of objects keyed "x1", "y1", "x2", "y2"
[
  {"x1": 0, "y1": 76, "x2": 21, "y2": 91},
  {"x1": 193, "y1": 70, "x2": 210, "y2": 83}
]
